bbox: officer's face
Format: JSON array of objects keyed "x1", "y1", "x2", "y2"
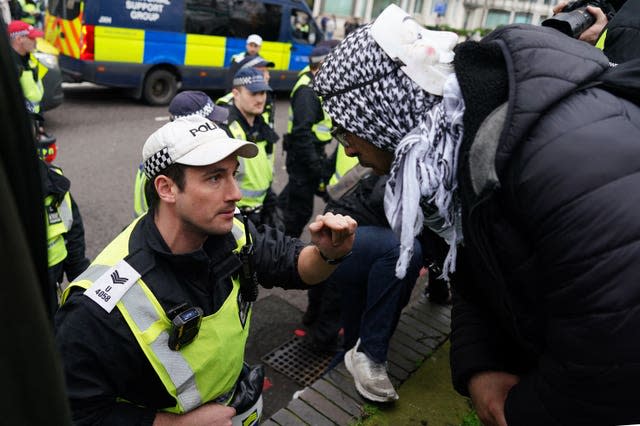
[
  {"x1": 247, "y1": 42, "x2": 261, "y2": 56},
  {"x1": 173, "y1": 156, "x2": 242, "y2": 236},
  {"x1": 233, "y1": 86, "x2": 266, "y2": 118},
  {"x1": 340, "y1": 130, "x2": 394, "y2": 175}
]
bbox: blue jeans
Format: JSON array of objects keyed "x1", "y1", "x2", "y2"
[{"x1": 328, "y1": 226, "x2": 423, "y2": 364}]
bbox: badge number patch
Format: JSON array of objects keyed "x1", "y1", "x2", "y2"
[
  {"x1": 47, "y1": 205, "x2": 62, "y2": 225},
  {"x1": 84, "y1": 260, "x2": 140, "y2": 313}
]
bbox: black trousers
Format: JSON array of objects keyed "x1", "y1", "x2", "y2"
[{"x1": 278, "y1": 171, "x2": 320, "y2": 238}]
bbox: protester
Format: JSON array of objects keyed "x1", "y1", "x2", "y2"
[
  {"x1": 315, "y1": 4, "x2": 640, "y2": 424},
  {"x1": 56, "y1": 114, "x2": 357, "y2": 425}
]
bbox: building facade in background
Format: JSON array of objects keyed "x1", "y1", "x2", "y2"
[{"x1": 313, "y1": 0, "x2": 554, "y2": 35}]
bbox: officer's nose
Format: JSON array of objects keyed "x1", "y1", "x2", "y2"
[{"x1": 228, "y1": 178, "x2": 243, "y2": 202}]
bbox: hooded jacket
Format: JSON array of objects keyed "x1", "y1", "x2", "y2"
[{"x1": 451, "y1": 25, "x2": 640, "y2": 425}]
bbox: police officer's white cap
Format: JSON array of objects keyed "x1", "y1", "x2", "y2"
[
  {"x1": 246, "y1": 34, "x2": 262, "y2": 46},
  {"x1": 142, "y1": 115, "x2": 258, "y2": 179}
]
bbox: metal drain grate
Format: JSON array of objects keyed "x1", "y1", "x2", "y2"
[{"x1": 262, "y1": 337, "x2": 334, "y2": 386}]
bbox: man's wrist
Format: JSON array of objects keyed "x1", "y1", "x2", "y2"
[{"x1": 316, "y1": 246, "x2": 352, "y2": 265}]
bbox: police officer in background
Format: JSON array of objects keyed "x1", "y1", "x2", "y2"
[
  {"x1": 226, "y1": 67, "x2": 282, "y2": 229},
  {"x1": 55, "y1": 115, "x2": 357, "y2": 425},
  {"x1": 278, "y1": 46, "x2": 333, "y2": 238},
  {"x1": 8, "y1": 20, "x2": 43, "y2": 112},
  {"x1": 217, "y1": 55, "x2": 276, "y2": 128},
  {"x1": 226, "y1": 34, "x2": 264, "y2": 92},
  {"x1": 40, "y1": 158, "x2": 90, "y2": 320}
]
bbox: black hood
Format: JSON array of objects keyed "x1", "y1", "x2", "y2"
[{"x1": 455, "y1": 24, "x2": 610, "y2": 180}]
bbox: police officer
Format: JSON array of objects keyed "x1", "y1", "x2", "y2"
[
  {"x1": 225, "y1": 34, "x2": 264, "y2": 92},
  {"x1": 278, "y1": 46, "x2": 333, "y2": 237},
  {"x1": 226, "y1": 67, "x2": 281, "y2": 229},
  {"x1": 8, "y1": 20, "x2": 44, "y2": 112},
  {"x1": 133, "y1": 90, "x2": 230, "y2": 217},
  {"x1": 40, "y1": 159, "x2": 90, "y2": 320},
  {"x1": 217, "y1": 55, "x2": 276, "y2": 128},
  {"x1": 55, "y1": 115, "x2": 357, "y2": 425}
]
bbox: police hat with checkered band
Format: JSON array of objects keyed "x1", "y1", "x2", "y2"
[
  {"x1": 232, "y1": 67, "x2": 272, "y2": 93},
  {"x1": 142, "y1": 115, "x2": 258, "y2": 179}
]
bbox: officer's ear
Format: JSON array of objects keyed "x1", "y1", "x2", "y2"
[{"x1": 154, "y1": 174, "x2": 177, "y2": 204}]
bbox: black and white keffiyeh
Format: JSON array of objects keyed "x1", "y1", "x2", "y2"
[{"x1": 315, "y1": 24, "x2": 465, "y2": 279}]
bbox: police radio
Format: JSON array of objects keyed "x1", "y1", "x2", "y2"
[
  {"x1": 239, "y1": 214, "x2": 259, "y2": 302},
  {"x1": 167, "y1": 303, "x2": 203, "y2": 351}
]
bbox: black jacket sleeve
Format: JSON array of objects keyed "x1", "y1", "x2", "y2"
[
  {"x1": 289, "y1": 84, "x2": 324, "y2": 173},
  {"x1": 63, "y1": 195, "x2": 90, "y2": 281},
  {"x1": 250, "y1": 221, "x2": 307, "y2": 289},
  {"x1": 55, "y1": 292, "x2": 165, "y2": 426}
]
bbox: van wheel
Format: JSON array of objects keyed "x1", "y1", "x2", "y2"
[{"x1": 142, "y1": 69, "x2": 177, "y2": 105}]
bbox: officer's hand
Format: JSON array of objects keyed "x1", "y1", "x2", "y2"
[
  {"x1": 468, "y1": 371, "x2": 519, "y2": 426},
  {"x1": 579, "y1": 6, "x2": 607, "y2": 45},
  {"x1": 308, "y1": 212, "x2": 357, "y2": 260},
  {"x1": 153, "y1": 403, "x2": 236, "y2": 426}
]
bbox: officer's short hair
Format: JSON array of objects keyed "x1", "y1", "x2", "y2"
[{"x1": 145, "y1": 163, "x2": 187, "y2": 210}]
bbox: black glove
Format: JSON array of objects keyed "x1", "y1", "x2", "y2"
[{"x1": 229, "y1": 363, "x2": 264, "y2": 414}]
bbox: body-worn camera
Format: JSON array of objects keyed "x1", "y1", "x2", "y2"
[
  {"x1": 167, "y1": 304, "x2": 204, "y2": 351},
  {"x1": 541, "y1": 0, "x2": 610, "y2": 38}
]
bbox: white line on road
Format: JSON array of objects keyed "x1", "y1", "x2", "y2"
[{"x1": 155, "y1": 116, "x2": 171, "y2": 122}]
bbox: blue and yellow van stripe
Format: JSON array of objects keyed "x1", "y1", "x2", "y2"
[{"x1": 92, "y1": 26, "x2": 308, "y2": 70}]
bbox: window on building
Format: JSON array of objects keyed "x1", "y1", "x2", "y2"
[
  {"x1": 324, "y1": 0, "x2": 354, "y2": 16},
  {"x1": 414, "y1": 0, "x2": 425, "y2": 14},
  {"x1": 543, "y1": 0, "x2": 554, "y2": 5},
  {"x1": 514, "y1": 12, "x2": 532, "y2": 23},
  {"x1": 185, "y1": 0, "x2": 281, "y2": 40},
  {"x1": 485, "y1": 10, "x2": 510, "y2": 28},
  {"x1": 291, "y1": 9, "x2": 317, "y2": 44},
  {"x1": 372, "y1": 0, "x2": 394, "y2": 18}
]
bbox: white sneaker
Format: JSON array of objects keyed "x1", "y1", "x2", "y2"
[{"x1": 344, "y1": 339, "x2": 399, "y2": 402}]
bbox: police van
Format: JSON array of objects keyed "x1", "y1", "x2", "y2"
[{"x1": 44, "y1": 0, "x2": 322, "y2": 104}]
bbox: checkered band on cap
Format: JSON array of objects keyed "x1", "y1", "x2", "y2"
[
  {"x1": 233, "y1": 75, "x2": 260, "y2": 87},
  {"x1": 173, "y1": 99, "x2": 214, "y2": 120},
  {"x1": 10, "y1": 30, "x2": 29, "y2": 38},
  {"x1": 143, "y1": 147, "x2": 172, "y2": 179}
]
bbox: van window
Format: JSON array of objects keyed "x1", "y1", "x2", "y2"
[
  {"x1": 291, "y1": 9, "x2": 315, "y2": 44},
  {"x1": 230, "y1": 1, "x2": 281, "y2": 41},
  {"x1": 185, "y1": 0, "x2": 232, "y2": 36},
  {"x1": 65, "y1": 0, "x2": 82, "y2": 20},
  {"x1": 185, "y1": 0, "x2": 281, "y2": 41},
  {"x1": 47, "y1": 0, "x2": 63, "y2": 17}
]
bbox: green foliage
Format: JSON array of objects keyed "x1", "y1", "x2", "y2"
[
  {"x1": 460, "y1": 409, "x2": 482, "y2": 426},
  {"x1": 424, "y1": 24, "x2": 493, "y2": 38}
]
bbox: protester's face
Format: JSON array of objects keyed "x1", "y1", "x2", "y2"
[
  {"x1": 233, "y1": 86, "x2": 266, "y2": 117},
  {"x1": 173, "y1": 157, "x2": 242, "y2": 236},
  {"x1": 247, "y1": 42, "x2": 261, "y2": 55},
  {"x1": 23, "y1": 36, "x2": 37, "y2": 52},
  {"x1": 340, "y1": 130, "x2": 394, "y2": 175}
]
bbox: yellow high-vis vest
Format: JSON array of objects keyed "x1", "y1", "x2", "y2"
[{"x1": 62, "y1": 216, "x2": 251, "y2": 413}]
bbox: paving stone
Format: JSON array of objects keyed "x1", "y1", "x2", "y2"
[
  {"x1": 388, "y1": 347, "x2": 420, "y2": 373},
  {"x1": 311, "y1": 379, "x2": 363, "y2": 418},
  {"x1": 324, "y1": 367, "x2": 365, "y2": 405},
  {"x1": 270, "y1": 408, "x2": 307, "y2": 426},
  {"x1": 408, "y1": 305, "x2": 451, "y2": 331},
  {"x1": 286, "y1": 398, "x2": 334, "y2": 426},
  {"x1": 419, "y1": 299, "x2": 451, "y2": 319},
  {"x1": 400, "y1": 314, "x2": 445, "y2": 339},
  {"x1": 262, "y1": 420, "x2": 281, "y2": 426},
  {"x1": 299, "y1": 387, "x2": 353, "y2": 425},
  {"x1": 388, "y1": 338, "x2": 424, "y2": 363},
  {"x1": 387, "y1": 359, "x2": 410, "y2": 382},
  {"x1": 405, "y1": 308, "x2": 451, "y2": 335},
  {"x1": 393, "y1": 322, "x2": 437, "y2": 354}
]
